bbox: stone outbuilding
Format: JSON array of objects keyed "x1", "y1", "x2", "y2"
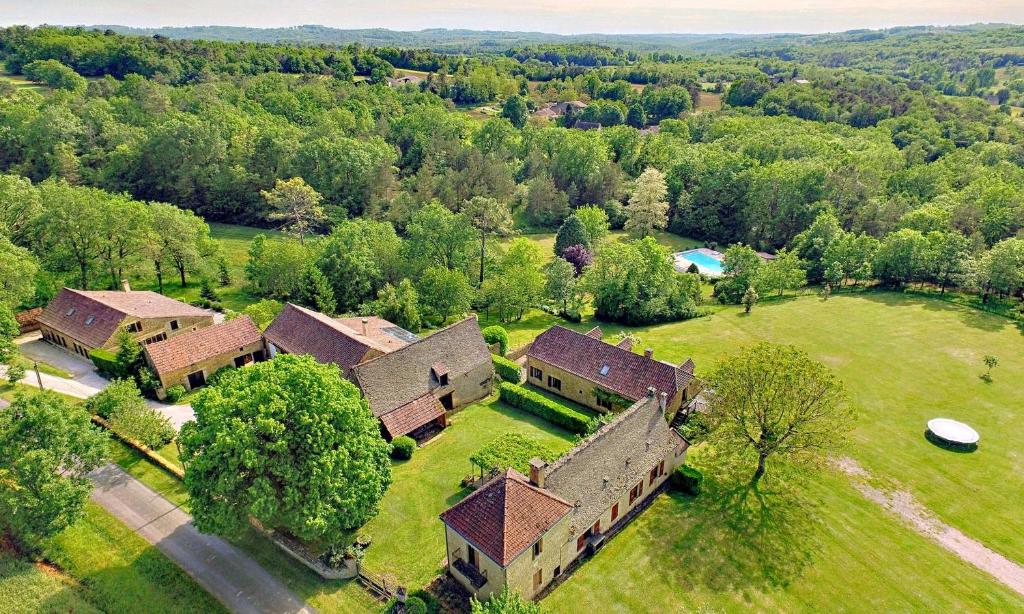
[
  {"x1": 143, "y1": 315, "x2": 267, "y2": 399},
  {"x1": 440, "y1": 390, "x2": 688, "y2": 600},
  {"x1": 352, "y1": 316, "x2": 493, "y2": 441},
  {"x1": 37, "y1": 284, "x2": 213, "y2": 359},
  {"x1": 525, "y1": 325, "x2": 699, "y2": 416}
]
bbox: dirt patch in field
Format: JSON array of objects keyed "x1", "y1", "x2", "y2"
[{"x1": 835, "y1": 457, "x2": 1024, "y2": 597}]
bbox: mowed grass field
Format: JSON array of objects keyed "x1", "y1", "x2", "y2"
[{"x1": 496, "y1": 291, "x2": 1024, "y2": 567}]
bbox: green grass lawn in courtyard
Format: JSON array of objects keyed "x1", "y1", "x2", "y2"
[
  {"x1": 497, "y1": 290, "x2": 1024, "y2": 566},
  {"x1": 0, "y1": 550, "x2": 100, "y2": 614},
  {"x1": 360, "y1": 396, "x2": 578, "y2": 588}
]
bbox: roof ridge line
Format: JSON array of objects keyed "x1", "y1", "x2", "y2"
[{"x1": 543, "y1": 395, "x2": 660, "y2": 475}]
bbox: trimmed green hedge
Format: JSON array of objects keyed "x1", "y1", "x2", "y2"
[
  {"x1": 498, "y1": 382, "x2": 596, "y2": 435},
  {"x1": 492, "y1": 354, "x2": 521, "y2": 383},
  {"x1": 482, "y1": 325, "x2": 509, "y2": 356},
  {"x1": 391, "y1": 435, "x2": 416, "y2": 460},
  {"x1": 89, "y1": 348, "x2": 119, "y2": 378},
  {"x1": 670, "y1": 465, "x2": 703, "y2": 496}
]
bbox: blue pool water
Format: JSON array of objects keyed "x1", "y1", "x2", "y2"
[{"x1": 676, "y1": 250, "x2": 724, "y2": 275}]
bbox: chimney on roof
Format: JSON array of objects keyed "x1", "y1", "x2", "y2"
[
  {"x1": 659, "y1": 391, "x2": 668, "y2": 412},
  {"x1": 361, "y1": 317, "x2": 368, "y2": 336},
  {"x1": 529, "y1": 457, "x2": 547, "y2": 488},
  {"x1": 121, "y1": 279, "x2": 131, "y2": 293},
  {"x1": 644, "y1": 348, "x2": 654, "y2": 359},
  {"x1": 646, "y1": 386, "x2": 656, "y2": 399}
]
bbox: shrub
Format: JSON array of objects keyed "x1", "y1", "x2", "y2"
[
  {"x1": 6, "y1": 362, "x2": 26, "y2": 385},
  {"x1": 498, "y1": 382, "x2": 596, "y2": 435},
  {"x1": 404, "y1": 597, "x2": 427, "y2": 614},
  {"x1": 391, "y1": 435, "x2": 416, "y2": 460},
  {"x1": 90, "y1": 348, "x2": 120, "y2": 378},
  {"x1": 481, "y1": 325, "x2": 509, "y2": 356},
  {"x1": 165, "y1": 384, "x2": 186, "y2": 403},
  {"x1": 670, "y1": 465, "x2": 703, "y2": 496},
  {"x1": 471, "y1": 432, "x2": 555, "y2": 474},
  {"x1": 206, "y1": 365, "x2": 236, "y2": 387},
  {"x1": 492, "y1": 354, "x2": 521, "y2": 383}
]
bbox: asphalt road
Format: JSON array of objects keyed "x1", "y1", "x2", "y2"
[{"x1": 89, "y1": 463, "x2": 318, "y2": 614}]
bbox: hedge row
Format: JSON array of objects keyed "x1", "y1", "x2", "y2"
[
  {"x1": 491, "y1": 354, "x2": 522, "y2": 383},
  {"x1": 89, "y1": 348, "x2": 119, "y2": 378},
  {"x1": 498, "y1": 382, "x2": 596, "y2": 435}
]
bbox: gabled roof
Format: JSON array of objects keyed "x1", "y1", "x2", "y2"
[
  {"x1": 264, "y1": 304, "x2": 404, "y2": 374},
  {"x1": 544, "y1": 395, "x2": 685, "y2": 534},
  {"x1": 145, "y1": 316, "x2": 263, "y2": 377},
  {"x1": 38, "y1": 288, "x2": 208, "y2": 348},
  {"x1": 527, "y1": 325, "x2": 691, "y2": 402},
  {"x1": 353, "y1": 316, "x2": 490, "y2": 417},
  {"x1": 379, "y1": 393, "x2": 445, "y2": 439},
  {"x1": 440, "y1": 469, "x2": 572, "y2": 567}
]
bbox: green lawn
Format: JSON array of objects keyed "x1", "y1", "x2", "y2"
[
  {"x1": 498, "y1": 291, "x2": 1024, "y2": 566},
  {"x1": 360, "y1": 396, "x2": 578, "y2": 588},
  {"x1": 33, "y1": 502, "x2": 226, "y2": 613},
  {"x1": 0, "y1": 551, "x2": 100, "y2": 614},
  {"x1": 544, "y1": 468, "x2": 1024, "y2": 612},
  {"x1": 127, "y1": 222, "x2": 282, "y2": 312}
]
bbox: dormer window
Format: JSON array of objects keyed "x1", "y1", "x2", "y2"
[
  {"x1": 599, "y1": 364, "x2": 610, "y2": 376},
  {"x1": 431, "y1": 362, "x2": 450, "y2": 386}
]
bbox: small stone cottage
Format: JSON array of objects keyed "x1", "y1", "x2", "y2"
[
  {"x1": 38, "y1": 283, "x2": 213, "y2": 358},
  {"x1": 440, "y1": 390, "x2": 688, "y2": 600},
  {"x1": 143, "y1": 315, "x2": 267, "y2": 399},
  {"x1": 352, "y1": 316, "x2": 492, "y2": 441},
  {"x1": 525, "y1": 325, "x2": 699, "y2": 415}
]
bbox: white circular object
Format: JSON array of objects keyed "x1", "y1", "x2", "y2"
[{"x1": 927, "y1": 418, "x2": 980, "y2": 445}]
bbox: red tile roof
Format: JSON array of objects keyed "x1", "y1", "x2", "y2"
[
  {"x1": 440, "y1": 469, "x2": 572, "y2": 567},
  {"x1": 379, "y1": 393, "x2": 445, "y2": 439},
  {"x1": 145, "y1": 316, "x2": 263, "y2": 377},
  {"x1": 264, "y1": 304, "x2": 399, "y2": 375},
  {"x1": 528, "y1": 325, "x2": 692, "y2": 402},
  {"x1": 38, "y1": 288, "x2": 209, "y2": 348}
]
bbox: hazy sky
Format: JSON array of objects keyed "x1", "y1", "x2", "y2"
[{"x1": 2, "y1": 0, "x2": 1022, "y2": 35}]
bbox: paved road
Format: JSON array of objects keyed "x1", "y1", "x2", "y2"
[
  {"x1": 90, "y1": 463, "x2": 317, "y2": 614},
  {"x1": 7, "y1": 335, "x2": 196, "y2": 429}
]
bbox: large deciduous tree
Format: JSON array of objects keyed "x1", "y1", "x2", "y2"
[
  {"x1": 0, "y1": 392, "x2": 108, "y2": 550},
  {"x1": 179, "y1": 355, "x2": 392, "y2": 543},
  {"x1": 706, "y1": 343, "x2": 851, "y2": 484},
  {"x1": 463, "y1": 196, "x2": 514, "y2": 285},
  {"x1": 261, "y1": 177, "x2": 327, "y2": 244}
]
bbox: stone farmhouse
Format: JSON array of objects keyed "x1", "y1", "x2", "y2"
[
  {"x1": 37, "y1": 283, "x2": 213, "y2": 359},
  {"x1": 525, "y1": 325, "x2": 699, "y2": 415},
  {"x1": 143, "y1": 315, "x2": 267, "y2": 399},
  {"x1": 264, "y1": 303, "x2": 418, "y2": 378},
  {"x1": 352, "y1": 316, "x2": 493, "y2": 441},
  {"x1": 440, "y1": 389, "x2": 688, "y2": 600}
]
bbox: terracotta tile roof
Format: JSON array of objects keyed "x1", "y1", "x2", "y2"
[
  {"x1": 145, "y1": 316, "x2": 263, "y2": 377},
  {"x1": 353, "y1": 316, "x2": 491, "y2": 417},
  {"x1": 37, "y1": 288, "x2": 208, "y2": 348},
  {"x1": 15, "y1": 307, "x2": 43, "y2": 333},
  {"x1": 440, "y1": 469, "x2": 572, "y2": 566},
  {"x1": 379, "y1": 393, "x2": 445, "y2": 439},
  {"x1": 544, "y1": 394, "x2": 685, "y2": 534},
  {"x1": 265, "y1": 304, "x2": 403, "y2": 375},
  {"x1": 584, "y1": 326, "x2": 602, "y2": 339},
  {"x1": 527, "y1": 325, "x2": 691, "y2": 402}
]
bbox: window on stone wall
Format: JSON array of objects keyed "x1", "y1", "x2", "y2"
[
  {"x1": 530, "y1": 366, "x2": 543, "y2": 380},
  {"x1": 547, "y1": 376, "x2": 561, "y2": 390}
]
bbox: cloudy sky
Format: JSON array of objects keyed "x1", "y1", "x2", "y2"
[{"x1": 2, "y1": 0, "x2": 1022, "y2": 34}]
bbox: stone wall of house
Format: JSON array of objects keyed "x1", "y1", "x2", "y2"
[
  {"x1": 504, "y1": 514, "x2": 571, "y2": 601},
  {"x1": 111, "y1": 314, "x2": 214, "y2": 351},
  {"x1": 555, "y1": 444, "x2": 685, "y2": 571},
  {"x1": 448, "y1": 360, "x2": 494, "y2": 411},
  {"x1": 444, "y1": 524, "x2": 508, "y2": 601},
  {"x1": 149, "y1": 338, "x2": 267, "y2": 399}
]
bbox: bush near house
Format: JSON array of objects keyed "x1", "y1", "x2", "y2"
[
  {"x1": 670, "y1": 465, "x2": 703, "y2": 496},
  {"x1": 164, "y1": 384, "x2": 186, "y2": 403},
  {"x1": 492, "y1": 354, "x2": 521, "y2": 383},
  {"x1": 481, "y1": 325, "x2": 510, "y2": 356},
  {"x1": 391, "y1": 435, "x2": 416, "y2": 460},
  {"x1": 498, "y1": 382, "x2": 596, "y2": 435},
  {"x1": 89, "y1": 348, "x2": 119, "y2": 378}
]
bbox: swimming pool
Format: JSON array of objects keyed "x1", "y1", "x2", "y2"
[{"x1": 674, "y1": 249, "x2": 725, "y2": 276}]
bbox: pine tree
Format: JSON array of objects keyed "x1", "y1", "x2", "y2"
[{"x1": 624, "y1": 167, "x2": 670, "y2": 239}]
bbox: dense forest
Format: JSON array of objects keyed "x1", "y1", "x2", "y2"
[{"x1": 1, "y1": 24, "x2": 1023, "y2": 333}]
